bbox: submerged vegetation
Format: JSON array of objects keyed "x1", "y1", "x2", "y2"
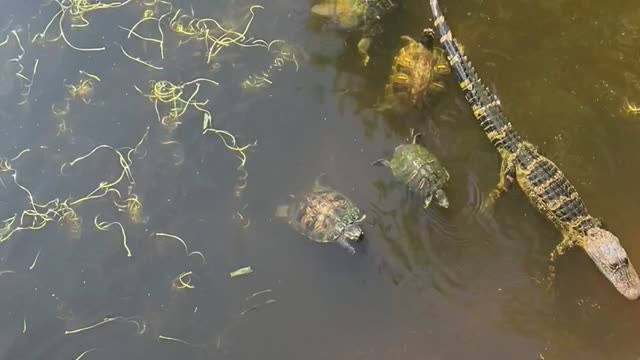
[
  {"x1": 0, "y1": 0, "x2": 300, "y2": 353},
  {"x1": 0, "y1": 0, "x2": 300, "y2": 247}
]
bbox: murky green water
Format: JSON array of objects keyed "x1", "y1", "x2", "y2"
[{"x1": 1, "y1": 0, "x2": 640, "y2": 359}]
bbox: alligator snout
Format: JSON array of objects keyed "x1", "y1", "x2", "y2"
[{"x1": 583, "y1": 227, "x2": 640, "y2": 300}]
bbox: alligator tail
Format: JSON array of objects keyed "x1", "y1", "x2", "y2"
[{"x1": 428, "y1": 0, "x2": 519, "y2": 152}]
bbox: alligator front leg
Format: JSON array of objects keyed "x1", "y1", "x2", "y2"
[
  {"x1": 545, "y1": 234, "x2": 577, "y2": 291},
  {"x1": 481, "y1": 150, "x2": 516, "y2": 212}
]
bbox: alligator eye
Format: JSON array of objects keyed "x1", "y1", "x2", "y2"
[{"x1": 608, "y1": 258, "x2": 629, "y2": 272}]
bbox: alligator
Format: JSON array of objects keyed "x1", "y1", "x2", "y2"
[{"x1": 427, "y1": 0, "x2": 640, "y2": 299}]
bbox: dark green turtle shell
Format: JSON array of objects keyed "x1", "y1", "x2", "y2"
[
  {"x1": 388, "y1": 144, "x2": 450, "y2": 202},
  {"x1": 280, "y1": 187, "x2": 363, "y2": 243}
]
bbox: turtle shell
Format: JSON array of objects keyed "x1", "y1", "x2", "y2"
[
  {"x1": 311, "y1": 0, "x2": 395, "y2": 34},
  {"x1": 284, "y1": 189, "x2": 363, "y2": 243},
  {"x1": 383, "y1": 36, "x2": 450, "y2": 108},
  {"x1": 388, "y1": 143, "x2": 450, "y2": 200}
]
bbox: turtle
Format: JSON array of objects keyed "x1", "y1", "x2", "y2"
[
  {"x1": 372, "y1": 130, "x2": 450, "y2": 209},
  {"x1": 311, "y1": 0, "x2": 397, "y2": 66},
  {"x1": 275, "y1": 175, "x2": 366, "y2": 254},
  {"x1": 379, "y1": 29, "x2": 450, "y2": 110}
]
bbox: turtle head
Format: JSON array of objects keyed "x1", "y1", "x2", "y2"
[
  {"x1": 420, "y1": 28, "x2": 436, "y2": 49},
  {"x1": 583, "y1": 227, "x2": 640, "y2": 300},
  {"x1": 338, "y1": 213, "x2": 366, "y2": 242},
  {"x1": 336, "y1": 223, "x2": 363, "y2": 255},
  {"x1": 434, "y1": 189, "x2": 449, "y2": 208},
  {"x1": 343, "y1": 224, "x2": 363, "y2": 241}
]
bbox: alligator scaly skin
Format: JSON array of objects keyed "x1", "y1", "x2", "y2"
[{"x1": 428, "y1": 0, "x2": 640, "y2": 299}]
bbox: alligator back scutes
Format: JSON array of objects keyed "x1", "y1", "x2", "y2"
[
  {"x1": 516, "y1": 147, "x2": 600, "y2": 234},
  {"x1": 429, "y1": 4, "x2": 520, "y2": 153},
  {"x1": 429, "y1": 0, "x2": 600, "y2": 236}
]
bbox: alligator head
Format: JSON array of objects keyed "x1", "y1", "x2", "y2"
[{"x1": 582, "y1": 227, "x2": 640, "y2": 300}]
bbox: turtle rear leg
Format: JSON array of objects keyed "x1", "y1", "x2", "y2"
[
  {"x1": 481, "y1": 151, "x2": 516, "y2": 213},
  {"x1": 312, "y1": 173, "x2": 331, "y2": 192},
  {"x1": 357, "y1": 37, "x2": 372, "y2": 66},
  {"x1": 422, "y1": 193, "x2": 434, "y2": 209},
  {"x1": 337, "y1": 238, "x2": 357, "y2": 254}
]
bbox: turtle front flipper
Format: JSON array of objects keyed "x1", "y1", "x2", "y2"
[
  {"x1": 371, "y1": 159, "x2": 390, "y2": 167},
  {"x1": 435, "y1": 189, "x2": 449, "y2": 208},
  {"x1": 357, "y1": 37, "x2": 372, "y2": 66},
  {"x1": 337, "y1": 237, "x2": 357, "y2": 254},
  {"x1": 427, "y1": 80, "x2": 446, "y2": 92},
  {"x1": 423, "y1": 193, "x2": 434, "y2": 209}
]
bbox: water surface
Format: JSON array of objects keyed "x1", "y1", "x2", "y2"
[{"x1": 1, "y1": 0, "x2": 640, "y2": 359}]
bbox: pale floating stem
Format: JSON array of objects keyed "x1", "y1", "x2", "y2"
[
  {"x1": 156, "y1": 5, "x2": 173, "y2": 59},
  {"x1": 125, "y1": 16, "x2": 156, "y2": 38},
  {"x1": 12, "y1": 172, "x2": 41, "y2": 215},
  {"x1": 65, "y1": 316, "x2": 123, "y2": 335},
  {"x1": 246, "y1": 289, "x2": 272, "y2": 301},
  {"x1": 158, "y1": 335, "x2": 200, "y2": 347},
  {"x1": 58, "y1": 10, "x2": 105, "y2": 52},
  {"x1": 28, "y1": 249, "x2": 41, "y2": 270},
  {"x1": 10, "y1": 148, "x2": 31, "y2": 162},
  {"x1": 11, "y1": 30, "x2": 25, "y2": 59},
  {"x1": 79, "y1": 70, "x2": 101, "y2": 82},
  {"x1": 154, "y1": 232, "x2": 205, "y2": 263},
  {"x1": 18, "y1": 59, "x2": 39, "y2": 105},
  {"x1": 74, "y1": 348, "x2": 97, "y2": 360},
  {"x1": 182, "y1": 78, "x2": 219, "y2": 87},
  {"x1": 118, "y1": 25, "x2": 163, "y2": 44},
  {"x1": 230, "y1": 266, "x2": 252, "y2": 277},
  {"x1": 117, "y1": 43, "x2": 163, "y2": 69},
  {"x1": 202, "y1": 128, "x2": 255, "y2": 169},
  {"x1": 94, "y1": 216, "x2": 131, "y2": 257},
  {"x1": 126, "y1": 318, "x2": 147, "y2": 335},
  {"x1": 173, "y1": 271, "x2": 194, "y2": 289}
]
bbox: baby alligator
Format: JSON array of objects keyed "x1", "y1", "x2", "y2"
[{"x1": 428, "y1": 0, "x2": 640, "y2": 299}]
